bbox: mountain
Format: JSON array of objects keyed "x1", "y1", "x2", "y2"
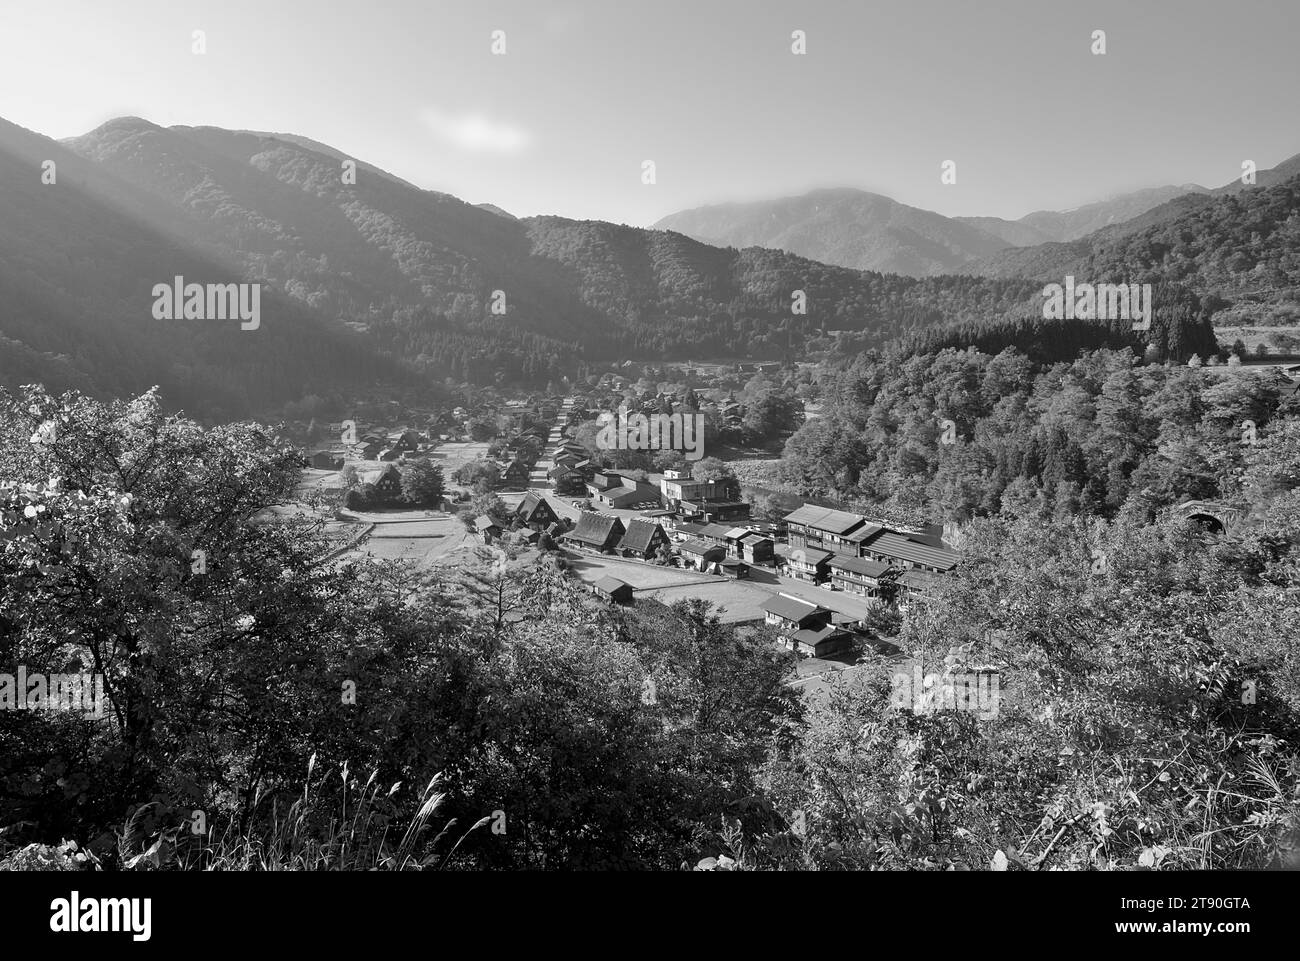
[
  {"x1": 950, "y1": 185, "x2": 1209, "y2": 247},
  {"x1": 1011, "y1": 184, "x2": 1210, "y2": 242},
  {"x1": 956, "y1": 169, "x2": 1300, "y2": 334},
  {"x1": 4, "y1": 114, "x2": 1246, "y2": 416},
  {"x1": 57, "y1": 120, "x2": 1010, "y2": 369},
  {"x1": 963, "y1": 153, "x2": 1300, "y2": 281},
  {"x1": 653, "y1": 188, "x2": 1015, "y2": 277},
  {"x1": 951, "y1": 216, "x2": 1054, "y2": 248},
  {"x1": 0, "y1": 116, "x2": 404, "y2": 420},
  {"x1": 4, "y1": 116, "x2": 1049, "y2": 412}
]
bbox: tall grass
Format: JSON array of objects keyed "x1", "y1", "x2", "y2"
[{"x1": 118, "y1": 758, "x2": 488, "y2": 871}]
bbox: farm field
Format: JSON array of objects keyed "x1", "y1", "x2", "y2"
[{"x1": 335, "y1": 511, "x2": 477, "y2": 567}]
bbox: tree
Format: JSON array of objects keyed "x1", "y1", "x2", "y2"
[
  {"x1": 691, "y1": 456, "x2": 736, "y2": 487},
  {"x1": 401, "y1": 458, "x2": 445, "y2": 506},
  {"x1": 467, "y1": 416, "x2": 498, "y2": 442},
  {"x1": 346, "y1": 482, "x2": 379, "y2": 509}
]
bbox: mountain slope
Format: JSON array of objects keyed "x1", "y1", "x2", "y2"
[
  {"x1": 8, "y1": 114, "x2": 1251, "y2": 415},
  {"x1": 957, "y1": 170, "x2": 1300, "y2": 331},
  {"x1": 952, "y1": 216, "x2": 1055, "y2": 248},
  {"x1": 0, "y1": 116, "x2": 402, "y2": 419},
  {"x1": 52, "y1": 120, "x2": 1049, "y2": 370},
  {"x1": 1014, "y1": 184, "x2": 1209, "y2": 242},
  {"x1": 653, "y1": 188, "x2": 1015, "y2": 277}
]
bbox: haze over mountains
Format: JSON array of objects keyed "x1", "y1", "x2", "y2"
[{"x1": 655, "y1": 155, "x2": 1300, "y2": 278}]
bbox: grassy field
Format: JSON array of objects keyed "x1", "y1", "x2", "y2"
[{"x1": 336, "y1": 511, "x2": 476, "y2": 567}]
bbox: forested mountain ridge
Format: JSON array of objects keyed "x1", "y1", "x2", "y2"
[
  {"x1": 7, "y1": 114, "x2": 1167, "y2": 409},
  {"x1": 964, "y1": 160, "x2": 1300, "y2": 319},
  {"x1": 4, "y1": 114, "x2": 1289, "y2": 417}
]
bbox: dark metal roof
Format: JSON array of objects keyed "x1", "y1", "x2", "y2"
[
  {"x1": 828, "y1": 555, "x2": 891, "y2": 578},
  {"x1": 762, "y1": 594, "x2": 828, "y2": 623},
  {"x1": 866, "y1": 532, "x2": 959, "y2": 571},
  {"x1": 781, "y1": 504, "x2": 867, "y2": 535},
  {"x1": 680, "y1": 538, "x2": 724, "y2": 556}
]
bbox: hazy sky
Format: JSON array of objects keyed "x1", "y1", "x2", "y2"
[{"x1": 2, "y1": 0, "x2": 1296, "y2": 226}]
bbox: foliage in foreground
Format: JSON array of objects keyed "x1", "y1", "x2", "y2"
[{"x1": 3, "y1": 384, "x2": 1299, "y2": 870}]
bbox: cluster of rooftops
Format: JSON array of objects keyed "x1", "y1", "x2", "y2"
[{"x1": 781, "y1": 504, "x2": 960, "y2": 575}]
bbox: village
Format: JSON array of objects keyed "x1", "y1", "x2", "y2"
[{"x1": 283, "y1": 367, "x2": 961, "y2": 690}]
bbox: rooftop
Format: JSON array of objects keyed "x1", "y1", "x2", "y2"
[
  {"x1": 782, "y1": 504, "x2": 868, "y2": 535},
  {"x1": 867, "y1": 532, "x2": 959, "y2": 571},
  {"x1": 828, "y1": 555, "x2": 892, "y2": 578},
  {"x1": 762, "y1": 594, "x2": 829, "y2": 623}
]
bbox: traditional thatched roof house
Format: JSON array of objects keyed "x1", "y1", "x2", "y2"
[
  {"x1": 516, "y1": 491, "x2": 561, "y2": 531},
  {"x1": 617, "y1": 518, "x2": 670, "y2": 561},
  {"x1": 563, "y1": 512, "x2": 626, "y2": 553}
]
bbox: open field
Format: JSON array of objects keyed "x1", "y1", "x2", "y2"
[
  {"x1": 424, "y1": 441, "x2": 492, "y2": 484},
  {"x1": 334, "y1": 510, "x2": 476, "y2": 567}
]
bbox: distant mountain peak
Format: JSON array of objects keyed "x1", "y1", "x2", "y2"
[{"x1": 654, "y1": 188, "x2": 1010, "y2": 277}]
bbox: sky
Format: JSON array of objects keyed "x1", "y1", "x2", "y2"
[{"x1": 1, "y1": 0, "x2": 1297, "y2": 227}]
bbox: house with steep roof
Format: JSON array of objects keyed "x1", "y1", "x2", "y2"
[
  {"x1": 617, "y1": 518, "x2": 671, "y2": 561},
  {"x1": 357, "y1": 464, "x2": 404, "y2": 502},
  {"x1": 563, "y1": 512, "x2": 626, "y2": 553},
  {"x1": 500, "y1": 459, "x2": 533, "y2": 488},
  {"x1": 516, "y1": 491, "x2": 560, "y2": 531}
]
